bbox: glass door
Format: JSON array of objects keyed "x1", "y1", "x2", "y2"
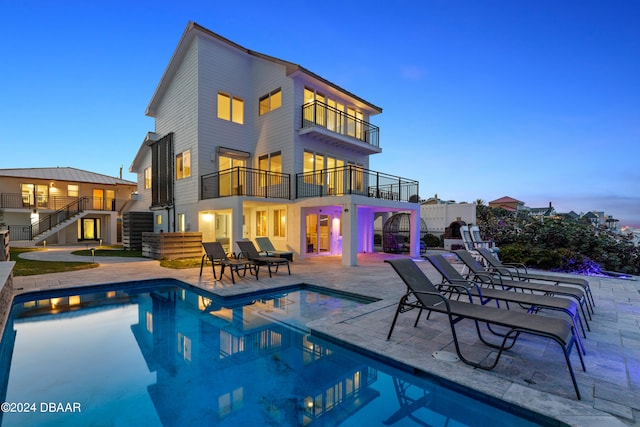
[{"x1": 305, "y1": 213, "x2": 331, "y2": 254}]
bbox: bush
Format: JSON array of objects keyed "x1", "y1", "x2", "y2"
[{"x1": 423, "y1": 233, "x2": 442, "y2": 248}]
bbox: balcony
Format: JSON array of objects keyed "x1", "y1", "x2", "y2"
[
  {"x1": 296, "y1": 166, "x2": 419, "y2": 202},
  {"x1": 300, "y1": 101, "x2": 381, "y2": 155},
  {"x1": 0, "y1": 193, "x2": 126, "y2": 211},
  {"x1": 201, "y1": 167, "x2": 291, "y2": 200}
]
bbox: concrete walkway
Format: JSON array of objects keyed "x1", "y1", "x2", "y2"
[{"x1": 10, "y1": 246, "x2": 640, "y2": 426}]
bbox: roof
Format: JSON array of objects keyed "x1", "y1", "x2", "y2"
[
  {"x1": 489, "y1": 196, "x2": 524, "y2": 205},
  {"x1": 0, "y1": 167, "x2": 136, "y2": 186},
  {"x1": 146, "y1": 21, "x2": 383, "y2": 116}
]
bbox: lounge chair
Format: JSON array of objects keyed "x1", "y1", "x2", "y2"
[
  {"x1": 470, "y1": 225, "x2": 499, "y2": 252},
  {"x1": 454, "y1": 249, "x2": 592, "y2": 326},
  {"x1": 385, "y1": 258, "x2": 585, "y2": 400},
  {"x1": 425, "y1": 253, "x2": 586, "y2": 353},
  {"x1": 474, "y1": 247, "x2": 595, "y2": 309},
  {"x1": 236, "y1": 240, "x2": 291, "y2": 278},
  {"x1": 255, "y1": 236, "x2": 294, "y2": 261},
  {"x1": 459, "y1": 225, "x2": 478, "y2": 252},
  {"x1": 200, "y1": 242, "x2": 258, "y2": 283}
]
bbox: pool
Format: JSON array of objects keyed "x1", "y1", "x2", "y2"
[{"x1": 0, "y1": 280, "x2": 557, "y2": 426}]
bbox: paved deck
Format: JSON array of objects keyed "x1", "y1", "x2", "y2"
[{"x1": 11, "y1": 246, "x2": 640, "y2": 426}]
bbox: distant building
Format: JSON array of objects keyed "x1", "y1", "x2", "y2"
[
  {"x1": 0, "y1": 167, "x2": 136, "y2": 245},
  {"x1": 420, "y1": 197, "x2": 476, "y2": 237},
  {"x1": 488, "y1": 196, "x2": 529, "y2": 213},
  {"x1": 529, "y1": 202, "x2": 556, "y2": 220}
]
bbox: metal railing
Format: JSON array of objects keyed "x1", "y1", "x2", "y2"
[
  {"x1": 201, "y1": 167, "x2": 291, "y2": 200},
  {"x1": 8, "y1": 197, "x2": 90, "y2": 241},
  {"x1": 296, "y1": 165, "x2": 419, "y2": 202},
  {"x1": 301, "y1": 101, "x2": 380, "y2": 148},
  {"x1": 1, "y1": 193, "x2": 122, "y2": 211}
]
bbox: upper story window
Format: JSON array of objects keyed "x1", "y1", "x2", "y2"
[
  {"x1": 259, "y1": 151, "x2": 282, "y2": 185},
  {"x1": 68, "y1": 184, "x2": 79, "y2": 197},
  {"x1": 176, "y1": 150, "x2": 191, "y2": 180},
  {"x1": 217, "y1": 92, "x2": 244, "y2": 124},
  {"x1": 144, "y1": 167, "x2": 152, "y2": 189},
  {"x1": 259, "y1": 88, "x2": 282, "y2": 116},
  {"x1": 303, "y1": 87, "x2": 350, "y2": 133}
]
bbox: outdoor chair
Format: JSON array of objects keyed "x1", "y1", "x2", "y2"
[
  {"x1": 454, "y1": 249, "x2": 592, "y2": 326},
  {"x1": 474, "y1": 247, "x2": 595, "y2": 309},
  {"x1": 200, "y1": 241, "x2": 258, "y2": 283},
  {"x1": 255, "y1": 236, "x2": 294, "y2": 261},
  {"x1": 469, "y1": 225, "x2": 499, "y2": 252},
  {"x1": 425, "y1": 253, "x2": 586, "y2": 354},
  {"x1": 459, "y1": 225, "x2": 478, "y2": 252},
  {"x1": 236, "y1": 240, "x2": 291, "y2": 278},
  {"x1": 385, "y1": 258, "x2": 585, "y2": 400}
]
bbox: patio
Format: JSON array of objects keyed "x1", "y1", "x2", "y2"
[{"x1": 10, "y1": 248, "x2": 640, "y2": 426}]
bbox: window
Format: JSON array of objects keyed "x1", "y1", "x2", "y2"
[
  {"x1": 259, "y1": 152, "x2": 282, "y2": 187},
  {"x1": 177, "y1": 213, "x2": 185, "y2": 232},
  {"x1": 176, "y1": 150, "x2": 191, "y2": 180},
  {"x1": 273, "y1": 209, "x2": 286, "y2": 237},
  {"x1": 67, "y1": 184, "x2": 79, "y2": 197},
  {"x1": 256, "y1": 210, "x2": 267, "y2": 236},
  {"x1": 144, "y1": 167, "x2": 151, "y2": 189},
  {"x1": 259, "y1": 88, "x2": 282, "y2": 115},
  {"x1": 218, "y1": 92, "x2": 244, "y2": 124}
]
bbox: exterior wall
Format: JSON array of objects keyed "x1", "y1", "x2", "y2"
[
  {"x1": 421, "y1": 203, "x2": 477, "y2": 236},
  {"x1": 154, "y1": 36, "x2": 200, "y2": 206}
]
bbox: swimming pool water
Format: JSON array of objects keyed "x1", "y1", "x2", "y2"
[{"x1": 0, "y1": 280, "x2": 554, "y2": 426}]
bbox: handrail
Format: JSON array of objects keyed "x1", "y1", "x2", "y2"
[
  {"x1": 201, "y1": 167, "x2": 291, "y2": 200},
  {"x1": 301, "y1": 100, "x2": 380, "y2": 147},
  {"x1": 296, "y1": 165, "x2": 419, "y2": 202}
]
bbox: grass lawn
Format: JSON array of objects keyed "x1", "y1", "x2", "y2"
[{"x1": 10, "y1": 248, "x2": 98, "y2": 276}]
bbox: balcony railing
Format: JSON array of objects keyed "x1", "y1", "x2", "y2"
[
  {"x1": 301, "y1": 101, "x2": 379, "y2": 148},
  {"x1": 8, "y1": 197, "x2": 91, "y2": 241},
  {"x1": 296, "y1": 166, "x2": 419, "y2": 202},
  {"x1": 0, "y1": 193, "x2": 125, "y2": 211},
  {"x1": 201, "y1": 167, "x2": 291, "y2": 200}
]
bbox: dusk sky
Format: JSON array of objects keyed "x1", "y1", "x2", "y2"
[{"x1": 2, "y1": 1, "x2": 638, "y2": 227}]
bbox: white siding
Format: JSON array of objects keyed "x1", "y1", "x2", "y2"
[{"x1": 154, "y1": 36, "x2": 200, "y2": 205}]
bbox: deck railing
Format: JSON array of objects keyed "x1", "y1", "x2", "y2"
[
  {"x1": 0, "y1": 193, "x2": 124, "y2": 211},
  {"x1": 201, "y1": 167, "x2": 291, "y2": 200},
  {"x1": 295, "y1": 165, "x2": 419, "y2": 202},
  {"x1": 301, "y1": 100, "x2": 379, "y2": 148}
]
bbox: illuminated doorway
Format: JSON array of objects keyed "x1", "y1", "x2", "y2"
[
  {"x1": 305, "y1": 213, "x2": 331, "y2": 255},
  {"x1": 78, "y1": 218, "x2": 101, "y2": 241}
]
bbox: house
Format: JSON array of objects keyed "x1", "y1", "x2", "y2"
[
  {"x1": 0, "y1": 167, "x2": 136, "y2": 245},
  {"x1": 529, "y1": 202, "x2": 556, "y2": 220},
  {"x1": 487, "y1": 196, "x2": 528, "y2": 213},
  {"x1": 419, "y1": 196, "x2": 476, "y2": 238},
  {"x1": 127, "y1": 22, "x2": 420, "y2": 266}
]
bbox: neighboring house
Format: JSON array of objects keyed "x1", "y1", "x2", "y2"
[
  {"x1": 0, "y1": 167, "x2": 136, "y2": 246},
  {"x1": 529, "y1": 202, "x2": 556, "y2": 220},
  {"x1": 487, "y1": 196, "x2": 528, "y2": 213},
  {"x1": 127, "y1": 22, "x2": 420, "y2": 265},
  {"x1": 420, "y1": 197, "x2": 476, "y2": 237}
]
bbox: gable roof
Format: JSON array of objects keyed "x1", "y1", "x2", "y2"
[
  {"x1": 489, "y1": 196, "x2": 524, "y2": 205},
  {"x1": 0, "y1": 167, "x2": 136, "y2": 186},
  {"x1": 146, "y1": 21, "x2": 382, "y2": 117}
]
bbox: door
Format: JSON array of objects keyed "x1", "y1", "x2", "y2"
[
  {"x1": 93, "y1": 189, "x2": 104, "y2": 210},
  {"x1": 305, "y1": 213, "x2": 331, "y2": 255}
]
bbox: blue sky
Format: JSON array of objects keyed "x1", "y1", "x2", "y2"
[{"x1": 2, "y1": 1, "x2": 638, "y2": 227}]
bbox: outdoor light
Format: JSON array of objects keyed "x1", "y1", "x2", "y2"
[{"x1": 304, "y1": 397, "x2": 314, "y2": 409}]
